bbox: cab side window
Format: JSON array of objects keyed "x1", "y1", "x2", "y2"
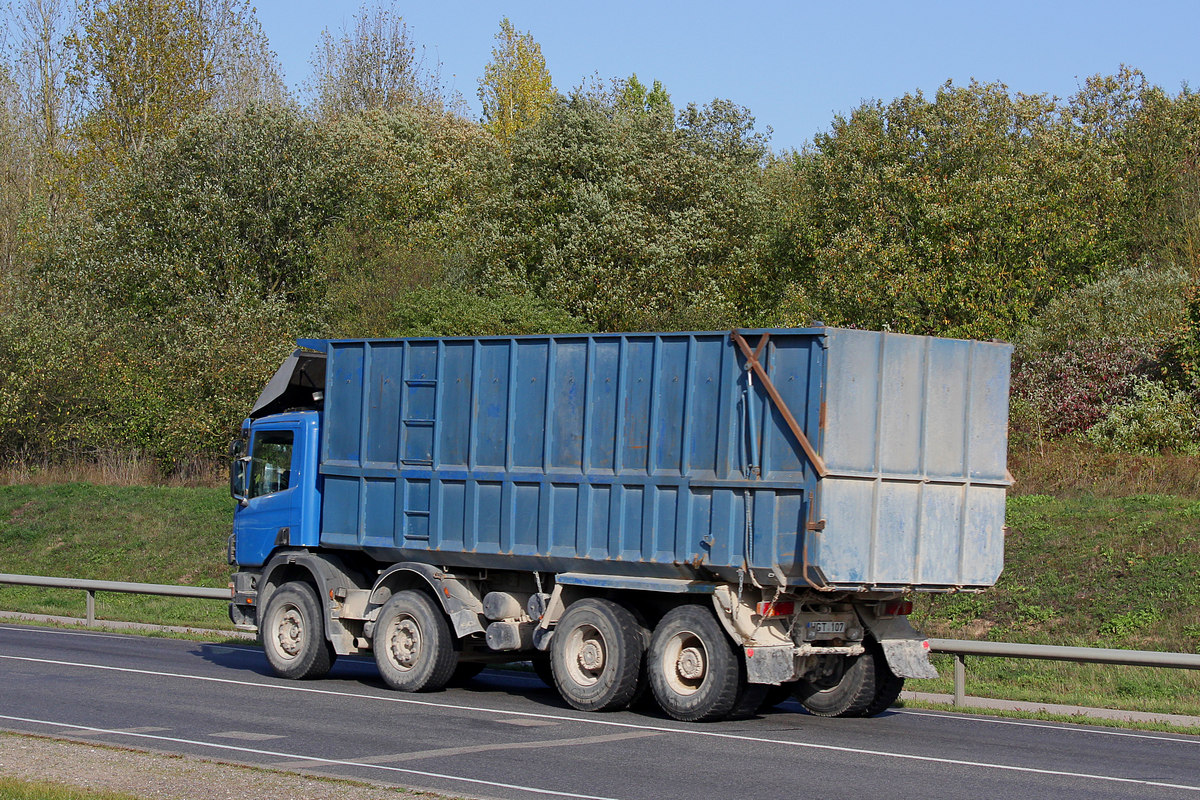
[{"x1": 249, "y1": 430, "x2": 294, "y2": 498}]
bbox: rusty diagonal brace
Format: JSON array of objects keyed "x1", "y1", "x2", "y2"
[{"x1": 731, "y1": 330, "x2": 828, "y2": 479}]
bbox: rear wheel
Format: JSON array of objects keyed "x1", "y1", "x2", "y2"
[
  {"x1": 261, "y1": 583, "x2": 335, "y2": 680},
  {"x1": 793, "y1": 649, "x2": 875, "y2": 717},
  {"x1": 373, "y1": 590, "x2": 456, "y2": 692},
  {"x1": 551, "y1": 598, "x2": 645, "y2": 712},
  {"x1": 862, "y1": 640, "x2": 905, "y2": 716},
  {"x1": 648, "y1": 605, "x2": 759, "y2": 722},
  {"x1": 793, "y1": 638, "x2": 904, "y2": 717}
]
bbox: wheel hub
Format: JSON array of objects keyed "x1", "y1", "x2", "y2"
[
  {"x1": 389, "y1": 618, "x2": 421, "y2": 670},
  {"x1": 276, "y1": 608, "x2": 303, "y2": 657},
  {"x1": 676, "y1": 646, "x2": 705, "y2": 680},
  {"x1": 578, "y1": 638, "x2": 605, "y2": 672}
]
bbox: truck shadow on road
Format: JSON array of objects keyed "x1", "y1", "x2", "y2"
[{"x1": 190, "y1": 645, "x2": 901, "y2": 728}]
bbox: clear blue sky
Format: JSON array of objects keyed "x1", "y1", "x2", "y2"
[{"x1": 255, "y1": 0, "x2": 1200, "y2": 152}]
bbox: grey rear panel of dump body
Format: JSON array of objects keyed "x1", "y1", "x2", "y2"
[
  {"x1": 309, "y1": 328, "x2": 1011, "y2": 591},
  {"x1": 816, "y1": 330, "x2": 1011, "y2": 589}
]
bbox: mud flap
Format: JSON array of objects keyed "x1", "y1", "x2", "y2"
[
  {"x1": 862, "y1": 616, "x2": 939, "y2": 679},
  {"x1": 744, "y1": 645, "x2": 796, "y2": 685}
]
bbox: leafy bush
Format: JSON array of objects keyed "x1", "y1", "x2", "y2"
[
  {"x1": 0, "y1": 282, "x2": 301, "y2": 469},
  {"x1": 1011, "y1": 339, "x2": 1156, "y2": 438},
  {"x1": 1019, "y1": 263, "x2": 1188, "y2": 353},
  {"x1": 1082, "y1": 376, "x2": 1200, "y2": 455}
]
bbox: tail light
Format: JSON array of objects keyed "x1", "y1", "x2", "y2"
[
  {"x1": 755, "y1": 600, "x2": 796, "y2": 618},
  {"x1": 881, "y1": 600, "x2": 913, "y2": 617}
]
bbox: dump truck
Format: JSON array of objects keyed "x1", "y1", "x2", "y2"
[{"x1": 228, "y1": 327, "x2": 1012, "y2": 722}]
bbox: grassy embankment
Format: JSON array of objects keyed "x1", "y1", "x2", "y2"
[{"x1": 1, "y1": 445, "x2": 1198, "y2": 716}]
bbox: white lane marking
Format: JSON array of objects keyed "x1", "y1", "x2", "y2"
[
  {"x1": 0, "y1": 713, "x2": 623, "y2": 800},
  {"x1": 2, "y1": 654, "x2": 1198, "y2": 793},
  {"x1": 271, "y1": 730, "x2": 661, "y2": 768},
  {"x1": 0, "y1": 625, "x2": 132, "y2": 641},
  {"x1": 72, "y1": 726, "x2": 168, "y2": 735},
  {"x1": 8, "y1": 625, "x2": 1195, "y2": 746},
  {"x1": 898, "y1": 709, "x2": 1200, "y2": 744},
  {"x1": 0, "y1": 625, "x2": 261, "y2": 648}
]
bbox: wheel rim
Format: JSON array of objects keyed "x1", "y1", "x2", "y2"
[
  {"x1": 661, "y1": 629, "x2": 707, "y2": 696},
  {"x1": 272, "y1": 603, "x2": 304, "y2": 662},
  {"x1": 563, "y1": 623, "x2": 607, "y2": 687},
  {"x1": 384, "y1": 614, "x2": 423, "y2": 672}
]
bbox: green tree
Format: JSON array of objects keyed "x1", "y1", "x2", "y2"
[
  {"x1": 50, "y1": 106, "x2": 341, "y2": 314},
  {"x1": 478, "y1": 17, "x2": 553, "y2": 149},
  {"x1": 765, "y1": 79, "x2": 1128, "y2": 339},
  {"x1": 67, "y1": 0, "x2": 212, "y2": 170},
  {"x1": 471, "y1": 87, "x2": 770, "y2": 331},
  {"x1": 388, "y1": 284, "x2": 586, "y2": 337},
  {"x1": 616, "y1": 73, "x2": 672, "y2": 117}
]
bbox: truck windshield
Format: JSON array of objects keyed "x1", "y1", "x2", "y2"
[{"x1": 249, "y1": 430, "x2": 294, "y2": 498}]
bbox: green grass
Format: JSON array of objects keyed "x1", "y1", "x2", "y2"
[
  {"x1": 0, "y1": 776, "x2": 140, "y2": 800},
  {"x1": 909, "y1": 492, "x2": 1200, "y2": 716},
  {"x1": 0, "y1": 484, "x2": 233, "y2": 629}
]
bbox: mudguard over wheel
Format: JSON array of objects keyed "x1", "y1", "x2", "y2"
[
  {"x1": 648, "y1": 604, "x2": 762, "y2": 722},
  {"x1": 551, "y1": 598, "x2": 645, "y2": 712},
  {"x1": 373, "y1": 590, "x2": 456, "y2": 692},
  {"x1": 261, "y1": 583, "x2": 336, "y2": 680}
]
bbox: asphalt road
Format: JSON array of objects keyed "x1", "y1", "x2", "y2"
[{"x1": 1, "y1": 623, "x2": 1197, "y2": 800}]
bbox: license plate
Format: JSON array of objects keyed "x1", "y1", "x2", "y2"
[{"x1": 808, "y1": 621, "x2": 846, "y2": 634}]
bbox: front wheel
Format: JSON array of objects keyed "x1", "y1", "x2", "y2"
[
  {"x1": 647, "y1": 605, "x2": 762, "y2": 722},
  {"x1": 373, "y1": 590, "x2": 456, "y2": 692},
  {"x1": 261, "y1": 583, "x2": 335, "y2": 680}
]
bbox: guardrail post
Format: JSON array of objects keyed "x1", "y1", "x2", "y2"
[
  {"x1": 953, "y1": 654, "x2": 966, "y2": 706},
  {"x1": 86, "y1": 590, "x2": 95, "y2": 626}
]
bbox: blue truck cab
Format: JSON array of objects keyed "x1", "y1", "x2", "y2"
[
  {"x1": 228, "y1": 328, "x2": 1012, "y2": 723},
  {"x1": 230, "y1": 411, "x2": 322, "y2": 567}
]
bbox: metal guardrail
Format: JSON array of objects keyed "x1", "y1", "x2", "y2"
[
  {"x1": 2, "y1": 573, "x2": 1198, "y2": 709},
  {"x1": 0, "y1": 573, "x2": 227, "y2": 627},
  {"x1": 928, "y1": 637, "x2": 1200, "y2": 706}
]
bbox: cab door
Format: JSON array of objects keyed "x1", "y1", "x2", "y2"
[{"x1": 234, "y1": 422, "x2": 303, "y2": 566}]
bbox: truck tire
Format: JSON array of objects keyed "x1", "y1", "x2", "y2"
[
  {"x1": 648, "y1": 605, "x2": 759, "y2": 722},
  {"x1": 261, "y1": 583, "x2": 335, "y2": 680},
  {"x1": 862, "y1": 639, "x2": 905, "y2": 717},
  {"x1": 793, "y1": 648, "x2": 876, "y2": 717},
  {"x1": 373, "y1": 590, "x2": 456, "y2": 692},
  {"x1": 551, "y1": 598, "x2": 645, "y2": 712}
]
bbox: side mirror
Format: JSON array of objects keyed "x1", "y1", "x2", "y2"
[{"x1": 229, "y1": 435, "x2": 250, "y2": 505}]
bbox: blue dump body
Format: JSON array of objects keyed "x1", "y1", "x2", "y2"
[{"x1": 307, "y1": 328, "x2": 1012, "y2": 592}]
